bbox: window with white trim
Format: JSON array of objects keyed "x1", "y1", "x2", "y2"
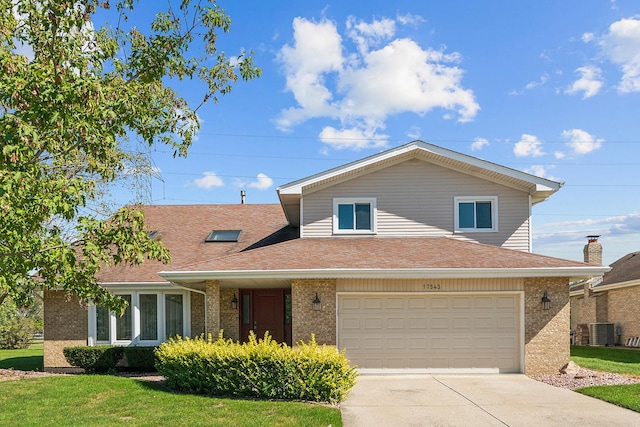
[
  {"x1": 89, "y1": 291, "x2": 189, "y2": 346},
  {"x1": 454, "y1": 196, "x2": 498, "y2": 232},
  {"x1": 333, "y1": 198, "x2": 376, "y2": 234}
]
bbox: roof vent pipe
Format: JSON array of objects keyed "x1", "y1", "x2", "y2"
[{"x1": 241, "y1": 190, "x2": 246, "y2": 204}]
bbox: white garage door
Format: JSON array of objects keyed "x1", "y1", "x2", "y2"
[{"x1": 337, "y1": 294, "x2": 521, "y2": 373}]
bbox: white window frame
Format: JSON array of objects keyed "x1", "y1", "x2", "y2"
[
  {"x1": 332, "y1": 197, "x2": 377, "y2": 235},
  {"x1": 88, "y1": 290, "x2": 190, "y2": 347},
  {"x1": 454, "y1": 196, "x2": 498, "y2": 233}
]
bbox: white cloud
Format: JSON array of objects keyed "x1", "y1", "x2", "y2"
[
  {"x1": 277, "y1": 16, "x2": 479, "y2": 150},
  {"x1": 513, "y1": 134, "x2": 544, "y2": 157},
  {"x1": 396, "y1": 12, "x2": 426, "y2": 27},
  {"x1": 193, "y1": 172, "x2": 224, "y2": 189},
  {"x1": 535, "y1": 212, "x2": 640, "y2": 245},
  {"x1": 346, "y1": 16, "x2": 396, "y2": 54},
  {"x1": 525, "y1": 74, "x2": 549, "y2": 90},
  {"x1": 599, "y1": 16, "x2": 640, "y2": 93},
  {"x1": 471, "y1": 137, "x2": 489, "y2": 151},
  {"x1": 562, "y1": 128, "x2": 603, "y2": 155},
  {"x1": 554, "y1": 151, "x2": 566, "y2": 159},
  {"x1": 247, "y1": 173, "x2": 274, "y2": 190},
  {"x1": 319, "y1": 125, "x2": 388, "y2": 150},
  {"x1": 406, "y1": 126, "x2": 421, "y2": 139},
  {"x1": 582, "y1": 32, "x2": 595, "y2": 43},
  {"x1": 565, "y1": 66, "x2": 603, "y2": 98},
  {"x1": 524, "y1": 165, "x2": 557, "y2": 181}
]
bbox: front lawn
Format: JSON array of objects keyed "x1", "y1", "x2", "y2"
[
  {"x1": 576, "y1": 383, "x2": 640, "y2": 413},
  {"x1": 571, "y1": 346, "x2": 640, "y2": 412},
  {"x1": 571, "y1": 345, "x2": 640, "y2": 377},
  {"x1": 0, "y1": 375, "x2": 342, "y2": 427},
  {"x1": 0, "y1": 342, "x2": 44, "y2": 371}
]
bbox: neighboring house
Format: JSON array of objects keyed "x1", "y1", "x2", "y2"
[
  {"x1": 571, "y1": 238, "x2": 640, "y2": 346},
  {"x1": 44, "y1": 140, "x2": 607, "y2": 374}
]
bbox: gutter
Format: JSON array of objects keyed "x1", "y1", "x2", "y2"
[{"x1": 159, "y1": 266, "x2": 610, "y2": 282}]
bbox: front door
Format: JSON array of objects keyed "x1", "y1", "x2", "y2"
[{"x1": 240, "y1": 289, "x2": 291, "y2": 345}]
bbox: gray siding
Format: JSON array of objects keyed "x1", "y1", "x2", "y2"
[{"x1": 302, "y1": 158, "x2": 531, "y2": 251}]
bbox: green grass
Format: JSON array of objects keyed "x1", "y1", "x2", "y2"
[
  {"x1": 0, "y1": 341, "x2": 44, "y2": 371},
  {"x1": 571, "y1": 346, "x2": 640, "y2": 412},
  {"x1": 571, "y1": 345, "x2": 640, "y2": 377},
  {"x1": 0, "y1": 375, "x2": 342, "y2": 427},
  {"x1": 576, "y1": 383, "x2": 640, "y2": 412}
]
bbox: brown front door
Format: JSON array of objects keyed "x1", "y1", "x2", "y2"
[{"x1": 240, "y1": 289, "x2": 291, "y2": 345}]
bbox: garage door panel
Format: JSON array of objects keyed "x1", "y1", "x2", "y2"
[
  {"x1": 364, "y1": 337, "x2": 383, "y2": 350},
  {"x1": 338, "y1": 294, "x2": 521, "y2": 372},
  {"x1": 341, "y1": 297, "x2": 362, "y2": 310},
  {"x1": 364, "y1": 317, "x2": 383, "y2": 329},
  {"x1": 431, "y1": 317, "x2": 449, "y2": 329},
  {"x1": 386, "y1": 317, "x2": 405, "y2": 329},
  {"x1": 408, "y1": 317, "x2": 428, "y2": 329},
  {"x1": 386, "y1": 298, "x2": 405, "y2": 309},
  {"x1": 429, "y1": 298, "x2": 449, "y2": 309},
  {"x1": 341, "y1": 317, "x2": 361, "y2": 329},
  {"x1": 407, "y1": 298, "x2": 427, "y2": 309},
  {"x1": 363, "y1": 298, "x2": 383, "y2": 309}
]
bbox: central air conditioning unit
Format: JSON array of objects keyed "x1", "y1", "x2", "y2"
[{"x1": 589, "y1": 323, "x2": 615, "y2": 346}]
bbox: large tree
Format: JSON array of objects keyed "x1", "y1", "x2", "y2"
[{"x1": 0, "y1": 0, "x2": 260, "y2": 313}]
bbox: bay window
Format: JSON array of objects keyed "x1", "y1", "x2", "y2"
[{"x1": 89, "y1": 291, "x2": 189, "y2": 346}]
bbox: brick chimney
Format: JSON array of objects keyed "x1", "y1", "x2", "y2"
[{"x1": 583, "y1": 235, "x2": 602, "y2": 265}]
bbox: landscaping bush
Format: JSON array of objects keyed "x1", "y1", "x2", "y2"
[
  {"x1": 63, "y1": 346, "x2": 124, "y2": 373},
  {"x1": 63, "y1": 346, "x2": 158, "y2": 372},
  {"x1": 155, "y1": 332, "x2": 358, "y2": 403},
  {"x1": 0, "y1": 316, "x2": 36, "y2": 349},
  {"x1": 123, "y1": 347, "x2": 157, "y2": 371}
]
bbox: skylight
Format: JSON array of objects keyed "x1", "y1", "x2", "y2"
[{"x1": 205, "y1": 230, "x2": 241, "y2": 242}]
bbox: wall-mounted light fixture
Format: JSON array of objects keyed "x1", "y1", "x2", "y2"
[
  {"x1": 312, "y1": 293, "x2": 321, "y2": 311},
  {"x1": 541, "y1": 291, "x2": 551, "y2": 310},
  {"x1": 231, "y1": 293, "x2": 238, "y2": 310}
]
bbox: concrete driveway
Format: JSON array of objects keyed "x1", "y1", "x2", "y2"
[{"x1": 341, "y1": 374, "x2": 640, "y2": 426}]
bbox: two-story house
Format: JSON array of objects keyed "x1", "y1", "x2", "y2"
[{"x1": 43, "y1": 141, "x2": 607, "y2": 374}]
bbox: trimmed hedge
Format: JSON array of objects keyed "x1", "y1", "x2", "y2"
[
  {"x1": 63, "y1": 346, "x2": 157, "y2": 372},
  {"x1": 155, "y1": 332, "x2": 358, "y2": 403}
]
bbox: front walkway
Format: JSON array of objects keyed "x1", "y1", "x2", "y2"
[{"x1": 341, "y1": 374, "x2": 640, "y2": 426}]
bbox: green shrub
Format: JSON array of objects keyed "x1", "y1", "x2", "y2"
[
  {"x1": 63, "y1": 346, "x2": 158, "y2": 372},
  {"x1": 155, "y1": 332, "x2": 358, "y2": 403},
  {"x1": 123, "y1": 347, "x2": 157, "y2": 371},
  {"x1": 0, "y1": 316, "x2": 36, "y2": 349},
  {"x1": 63, "y1": 346, "x2": 124, "y2": 373}
]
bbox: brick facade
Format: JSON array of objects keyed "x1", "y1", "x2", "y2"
[
  {"x1": 44, "y1": 276, "x2": 573, "y2": 374},
  {"x1": 573, "y1": 285, "x2": 640, "y2": 345},
  {"x1": 220, "y1": 288, "x2": 240, "y2": 341},
  {"x1": 524, "y1": 277, "x2": 569, "y2": 375},
  {"x1": 190, "y1": 292, "x2": 206, "y2": 337},
  {"x1": 205, "y1": 280, "x2": 220, "y2": 337},
  {"x1": 291, "y1": 279, "x2": 336, "y2": 345},
  {"x1": 608, "y1": 287, "x2": 640, "y2": 344},
  {"x1": 43, "y1": 291, "x2": 88, "y2": 368}
]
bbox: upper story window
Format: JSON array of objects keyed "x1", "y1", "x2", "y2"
[
  {"x1": 454, "y1": 196, "x2": 498, "y2": 232},
  {"x1": 333, "y1": 198, "x2": 376, "y2": 234}
]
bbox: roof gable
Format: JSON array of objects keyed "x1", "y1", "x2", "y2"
[{"x1": 277, "y1": 140, "x2": 563, "y2": 226}]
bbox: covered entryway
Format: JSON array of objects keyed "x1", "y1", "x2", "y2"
[
  {"x1": 337, "y1": 293, "x2": 521, "y2": 372},
  {"x1": 239, "y1": 289, "x2": 292, "y2": 345}
]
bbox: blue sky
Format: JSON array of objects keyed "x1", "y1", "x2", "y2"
[{"x1": 111, "y1": 1, "x2": 640, "y2": 266}]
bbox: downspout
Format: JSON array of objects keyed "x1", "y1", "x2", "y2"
[{"x1": 168, "y1": 282, "x2": 208, "y2": 336}]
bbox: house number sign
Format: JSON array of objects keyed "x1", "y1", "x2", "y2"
[{"x1": 422, "y1": 283, "x2": 442, "y2": 290}]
